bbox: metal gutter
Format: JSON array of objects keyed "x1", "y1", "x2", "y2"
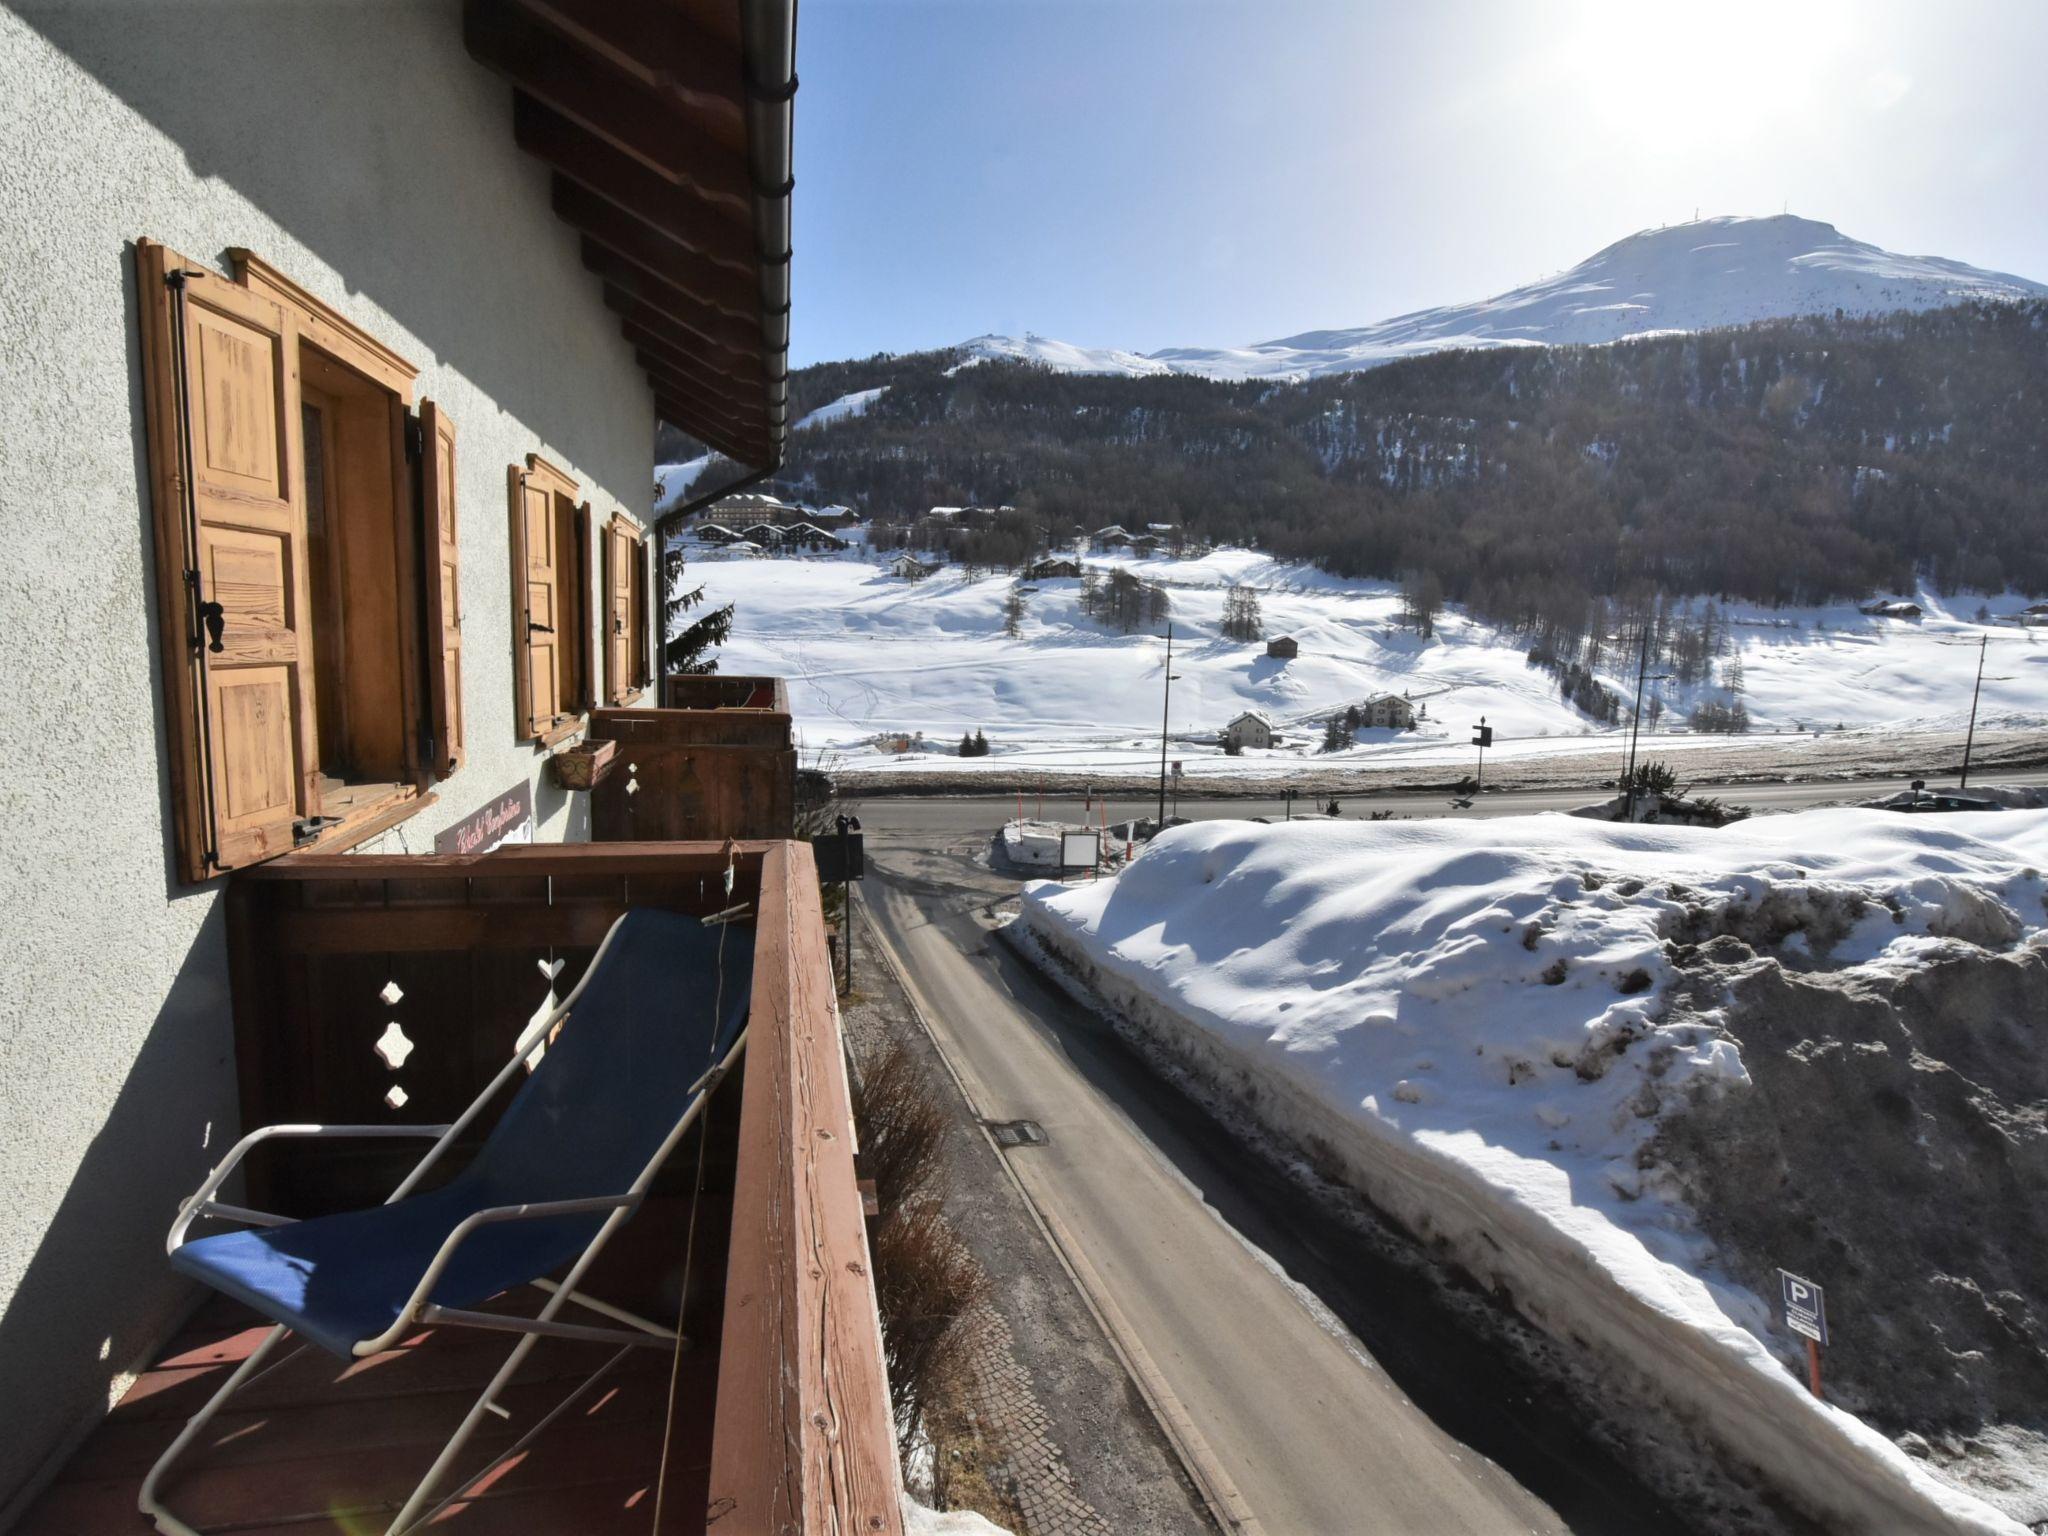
[{"x1": 739, "y1": 0, "x2": 796, "y2": 467}]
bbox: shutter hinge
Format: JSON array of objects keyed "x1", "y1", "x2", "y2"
[
  {"x1": 404, "y1": 414, "x2": 424, "y2": 462},
  {"x1": 184, "y1": 569, "x2": 225, "y2": 653},
  {"x1": 293, "y1": 815, "x2": 344, "y2": 846}
]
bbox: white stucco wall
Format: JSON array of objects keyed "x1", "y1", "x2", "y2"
[{"x1": 0, "y1": 3, "x2": 656, "y2": 1514}]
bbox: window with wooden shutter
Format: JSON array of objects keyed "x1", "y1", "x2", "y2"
[
  {"x1": 603, "y1": 512, "x2": 649, "y2": 705},
  {"x1": 138, "y1": 240, "x2": 434, "y2": 882},
  {"x1": 137, "y1": 239, "x2": 318, "y2": 881},
  {"x1": 509, "y1": 456, "x2": 589, "y2": 745},
  {"x1": 419, "y1": 400, "x2": 463, "y2": 774}
]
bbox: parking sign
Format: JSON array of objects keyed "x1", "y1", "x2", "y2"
[{"x1": 1778, "y1": 1270, "x2": 1828, "y2": 1345}]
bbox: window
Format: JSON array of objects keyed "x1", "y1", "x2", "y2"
[
  {"x1": 510, "y1": 456, "x2": 593, "y2": 744},
  {"x1": 136, "y1": 240, "x2": 463, "y2": 882},
  {"x1": 603, "y1": 512, "x2": 651, "y2": 705}
]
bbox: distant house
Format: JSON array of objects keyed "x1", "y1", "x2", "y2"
[
  {"x1": 740, "y1": 522, "x2": 786, "y2": 548},
  {"x1": 1024, "y1": 556, "x2": 1083, "y2": 579},
  {"x1": 1362, "y1": 694, "x2": 1416, "y2": 730},
  {"x1": 694, "y1": 522, "x2": 743, "y2": 544},
  {"x1": 1222, "y1": 710, "x2": 1275, "y2": 751},
  {"x1": 1094, "y1": 529, "x2": 1133, "y2": 551},
  {"x1": 1860, "y1": 600, "x2": 1923, "y2": 619},
  {"x1": 889, "y1": 553, "x2": 933, "y2": 580},
  {"x1": 1266, "y1": 636, "x2": 1299, "y2": 659},
  {"x1": 782, "y1": 522, "x2": 848, "y2": 552},
  {"x1": 1128, "y1": 533, "x2": 1161, "y2": 553},
  {"x1": 2018, "y1": 602, "x2": 2048, "y2": 626},
  {"x1": 811, "y1": 505, "x2": 863, "y2": 529}
]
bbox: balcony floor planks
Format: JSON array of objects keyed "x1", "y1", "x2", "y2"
[{"x1": 16, "y1": 1293, "x2": 714, "y2": 1536}]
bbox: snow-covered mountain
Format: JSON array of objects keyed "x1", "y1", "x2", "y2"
[
  {"x1": 953, "y1": 331, "x2": 1173, "y2": 378},
  {"x1": 971, "y1": 215, "x2": 2047, "y2": 382}
]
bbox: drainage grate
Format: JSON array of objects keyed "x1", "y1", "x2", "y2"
[{"x1": 985, "y1": 1119, "x2": 1048, "y2": 1148}]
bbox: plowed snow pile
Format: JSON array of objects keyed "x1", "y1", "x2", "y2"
[{"x1": 1021, "y1": 808, "x2": 2048, "y2": 1534}]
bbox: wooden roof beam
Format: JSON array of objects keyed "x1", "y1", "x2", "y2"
[
  {"x1": 628, "y1": 327, "x2": 782, "y2": 428},
  {"x1": 508, "y1": 0, "x2": 747, "y2": 148},
  {"x1": 516, "y1": 96, "x2": 754, "y2": 267},
  {"x1": 554, "y1": 179, "x2": 757, "y2": 323},
  {"x1": 606, "y1": 289, "x2": 782, "y2": 400},
  {"x1": 656, "y1": 399, "x2": 767, "y2": 465},
  {"x1": 637, "y1": 355, "x2": 762, "y2": 442},
  {"x1": 583, "y1": 243, "x2": 765, "y2": 375},
  {"x1": 585, "y1": 234, "x2": 761, "y2": 355},
  {"x1": 639, "y1": 363, "x2": 776, "y2": 448},
  {"x1": 465, "y1": 0, "x2": 753, "y2": 211}
]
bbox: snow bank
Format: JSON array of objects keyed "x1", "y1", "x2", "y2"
[
  {"x1": 999, "y1": 819, "x2": 1066, "y2": 870},
  {"x1": 1020, "y1": 809, "x2": 2048, "y2": 1535},
  {"x1": 999, "y1": 819, "x2": 1121, "y2": 871}
]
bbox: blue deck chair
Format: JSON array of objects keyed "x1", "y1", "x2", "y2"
[{"x1": 141, "y1": 907, "x2": 753, "y2": 1536}]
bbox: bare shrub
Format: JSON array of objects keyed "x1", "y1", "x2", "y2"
[{"x1": 850, "y1": 1036, "x2": 989, "y2": 1461}]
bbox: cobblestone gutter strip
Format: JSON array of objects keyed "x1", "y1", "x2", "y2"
[{"x1": 842, "y1": 919, "x2": 1213, "y2": 1536}]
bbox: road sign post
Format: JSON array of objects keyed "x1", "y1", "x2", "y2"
[
  {"x1": 1778, "y1": 1270, "x2": 1828, "y2": 1398},
  {"x1": 1472, "y1": 717, "x2": 1493, "y2": 798}
]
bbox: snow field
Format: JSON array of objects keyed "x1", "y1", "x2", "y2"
[
  {"x1": 1020, "y1": 809, "x2": 2048, "y2": 1535},
  {"x1": 678, "y1": 545, "x2": 2045, "y2": 781}
]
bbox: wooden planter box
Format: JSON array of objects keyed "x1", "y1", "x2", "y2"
[{"x1": 547, "y1": 736, "x2": 616, "y2": 790}]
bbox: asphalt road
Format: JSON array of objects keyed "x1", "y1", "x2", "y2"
[
  {"x1": 853, "y1": 766, "x2": 2048, "y2": 840},
  {"x1": 859, "y1": 822, "x2": 1703, "y2": 1536}
]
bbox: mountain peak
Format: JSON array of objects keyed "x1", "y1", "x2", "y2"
[{"x1": 964, "y1": 216, "x2": 2046, "y2": 383}]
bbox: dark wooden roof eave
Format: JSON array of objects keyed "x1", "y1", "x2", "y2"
[{"x1": 467, "y1": 0, "x2": 793, "y2": 469}]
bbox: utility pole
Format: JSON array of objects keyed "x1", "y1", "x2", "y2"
[
  {"x1": 1623, "y1": 622, "x2": 1653, "y2": 821},
  {"x1": 1960, "y1": 634, "x2": 1987, "y2": 789},
  {"x1": 1156, "y1": 622, "x2": 1176, "y2": 826}
]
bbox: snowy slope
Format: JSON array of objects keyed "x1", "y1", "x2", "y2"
[
  {"x1": 968, "y1": 216, "x2": 2047, "y2": 383},
  {"x1": 678, "y1": 545, "x2": 2046, "y2": 777},
  {"x1": 952, "y1": 331, "x2": 1173, "y2": 378},
  {"x1": 1022, "y1": 810, "x2": 2048, "y2": 1534},
  {"x1": 657, "y1": 387, "x2": 894, "y2": 511},
  {"x1": 793, "y1": 385, "x2": 889, "y2": 429}
]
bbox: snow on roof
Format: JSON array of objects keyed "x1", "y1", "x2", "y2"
[{"x1": 1228, "y1": 709, "x2": 1272, "y2": 727}]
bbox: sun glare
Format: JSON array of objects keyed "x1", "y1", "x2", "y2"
[{"x1": 1562, "y1": 0, "x2": 1852, "y2": 152}]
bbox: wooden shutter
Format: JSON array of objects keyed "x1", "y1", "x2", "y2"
[
  {"x1": 575, "y1": 501, "x2": 597, "y2": 713},
  {"x1": 136, "y1": 240, "x2": 316, "y2": 882},
  {"x1": 604, "y1": 514, "x2": 641, "y2": 705},
  {"x1": 419, "y1": 401, "x2": 463, "y2": 775},
  {"x1": 510, "y1": 462, "x2": 565, "y2": 741}
]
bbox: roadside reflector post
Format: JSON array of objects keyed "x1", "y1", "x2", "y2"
[{"x1": 1778, "y1": 1269, "x2": 1829, "y2": 1400}]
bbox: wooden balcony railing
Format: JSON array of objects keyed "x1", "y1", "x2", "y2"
[{"x1": 219, "y1": 838, "x2": 900, "y2": 1534}]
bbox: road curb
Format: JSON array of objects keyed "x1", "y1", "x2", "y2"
[{"x1": 858, "y1": 902, "x2": 1262, "y2": 1536}]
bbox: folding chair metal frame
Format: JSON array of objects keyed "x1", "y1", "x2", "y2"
[{"x1": 139, "y1": 912, "x2": 748, "y2": 1536}]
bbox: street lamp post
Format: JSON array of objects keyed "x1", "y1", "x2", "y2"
[
  {"x1": 1156, "y1": 622, "x2": 1178, "y2": 827},
  {"x1": 1622, "y1": 624, "x2": 1652, "y2": 820},
  {"x1": 1961, "y1": 634, "x2": 1987, "y2": 789}
]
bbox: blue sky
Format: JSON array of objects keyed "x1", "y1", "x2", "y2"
[{"x1": 788, "y1": 0, "x2": 2048, "y2": 367}]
